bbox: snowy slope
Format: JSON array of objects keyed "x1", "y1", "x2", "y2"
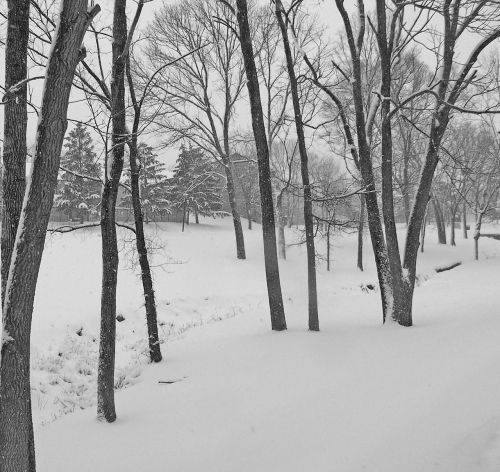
[{"x1": 22, "y1": 218, "x2": 500, "y2": 471}]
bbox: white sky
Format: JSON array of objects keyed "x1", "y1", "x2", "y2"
[{"x1": 0, "y1": 0, "x2": 497, "y2": 168}]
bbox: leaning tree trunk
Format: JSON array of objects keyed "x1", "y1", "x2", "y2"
[
  {"x1": 462, "y1": 201, "x2": 468, "y2": 239},
  {"x1": 221, "y1": 158, "x2": 246, "y2": 259},
  {"x1": 0, "y1": 4, "x2": 98, "y2": 471},
  {"x1": 276, "y1": 191, "x2": 286, "y2": 260},
  {"x1": 128, "y1": 139, "x2": 162, "y2": 363},
  {"x1": 235, "y1": 0, "x2": 286, "y2": 331},
  {"x1": 97, "y1": 0, "x2": 127, "y2": 423},
  {"x1": 1, "y1": 0, "x2": 30, "y2": 305},
  {"x1": 276, "y1": 0, "x2": 319, "y2": 331},
  {"x1": 357, "y1": 195, "x2": 365, "y2": 271}
]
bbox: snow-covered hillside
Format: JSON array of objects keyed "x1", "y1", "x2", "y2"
[{"x1": 29, "y1": 218, "x2": 500, "y2": 471}]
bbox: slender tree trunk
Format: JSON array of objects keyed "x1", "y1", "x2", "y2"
[
  {"x1": 0, "y1": 4, "x2": 98, "y2": 471},
  {"x1": 432, "y1": 198, "x2": 447, "y2": 244},
  {"x1": 403, "y1": 154, "x2": 411, "y2": 225},
  {"x1": 128, "y1": 140, "x2": 162, "y2": 363},
  {"x1": 474, "y1": 212, "x2": 483, "y2": 261},
  {"x1": 222, "y1": 159, "x2": 246, "y2": 259},
  {"x1": 246, "y1": 204, "x2": 252, "y2": 229},
  {"x1": 97, "y1": 0, "x2": 127, "y2": 423},
  {"x1": 195, "y1": 210, "x2": 199, "y2": 224},
  {"x1": 357, "y1": 195, "x2": 365, "y2": 271},
  {"x1": 235, "y1": 0, "x2": 286, "y2": 331},
  {"x1": 450, "y1": 209, "x2": 456, "y2": 246},
  {"x1": 420, "y1": 209, "x2": 427, "y2": 253},
  {"x1": 1, "y1": 0, "x2": 30, "y2": 305},
  {"x1": 326, "y1": 224, "x2": 331, "y2": 271},
  {"x1": 182, "y1": 202, "x2": 186, "y2": 232},
  {"x1": 276, "y1": 0, "x2": 319, "y2": 331},
  {"x1": 462, "y1": 201, "x2": 468, "y2": 239},
  {"x1": 276, "y1": 192, "x2": 286, "y2": 260}
]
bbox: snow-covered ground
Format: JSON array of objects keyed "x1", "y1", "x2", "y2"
[{"x1": 24, "y1": 217, "x2": 500, "y2": 471}]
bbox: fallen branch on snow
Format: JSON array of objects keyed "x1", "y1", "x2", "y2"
[{"x1": 435, "y1": 261, "x2": 462, "y2": 273}]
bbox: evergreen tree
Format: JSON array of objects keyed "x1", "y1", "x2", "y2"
[
  {"x1": 54, "y1": 122, "x2": 101, "y2": 222},
  {"x1": 169, "y1": 146, "x2": 223, "y2": 224},
  {"x1": 122, "y1": 143, "x2": 170, "y2": 222}
]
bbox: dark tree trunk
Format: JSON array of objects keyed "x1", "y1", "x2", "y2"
[
  {"x1": 462, "y1": 201, "x2": 468, "y2": 239},
  {"x1": 235, "y1": 0, "x2": 286, "y2": 331},
  {"x1": 1, "y1": 0, "x2": 30, "y2": 305},
  {"x1": 432, "y1": 198, "x2": 447, "y2": 244},
  {"x1": 222, "y1": 159, "x2": 246, "y2": 259},
  {"x1": 0, "y1": 3, "x2": 97, "y2": 471},
  {"x1": 357, "y1": 195, "x2": 365, "y2": 271},
  {"x1": 182, "y1": 202, "x2": 186, "y2": 232},
  {"x1": 195, "y1": 210, "x2": 199, "y2": 224},
  {"x1": 326, "y1": 224, "x2": 331, "y2": 271},
  {"x1": 474, "y1": 213, "x2": 483, "y2": 261},
  {"x1": 276, "y1": 192, "x2": 286, "y2": 260},
  {"x1": 420, "y1": 209, "x2": 427, "y2": 253},
  {"x1": 97, "y1": 0, "x2": 128, "y2": 423},
  {"x1": 128, "y1": 139, "x2": 162, "y2": 363},
  {"x1": 376, "y1": 0, "x2": 405, "y2": 324},
  {"x1": 276, "y1": 0, "x2": 319, "y2": 331},
  {"x1": 450, "y1": 209, "x2": 456, "y2": 246}
]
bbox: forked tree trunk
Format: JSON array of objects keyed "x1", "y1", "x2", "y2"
[
  {"x1": 1, "y1": 0, "x2": 30, "y2": 305},
  {"x1": 0, "y1": 3, "x2": 98, "y2": 471},
  {"x1": 98, "y1": 0, "x2": 127, "y2": 423},
  {"x1": 357, "y1": 195, "x2": 365, "y2": 271},
  {"x1": 276, "y1": 0, "x2": 319, "y2": 331},
  {"x1": 128, "y1": 140, "x2": 162, "y2": 363},
  {"x1": 235, "y1": 0, "x2": 286, "y2": 331}
]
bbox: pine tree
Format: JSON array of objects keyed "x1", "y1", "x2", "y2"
[
  {"x1": 169, "y1": 146, "x2": 223, "y2": 226},
  {"x1": 122, "y1": 143, "x2": 170, "y2": 222},
  {"x1": 54, "y1": 122, "x2": 101, "y2": 223}
]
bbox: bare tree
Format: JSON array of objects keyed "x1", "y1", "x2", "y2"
[
  {"x1": 275, "y1": 0, "x2": 319, "y2": 331},
  {"x1": 234, "y1": 0, "x2": 287, "y2": 331},
  {"x1": 146, "y1": 0, "x2": 247, "y2": 259},
  {"x1": 0, "y1": 2, "x2": 99, "y2": 469}
]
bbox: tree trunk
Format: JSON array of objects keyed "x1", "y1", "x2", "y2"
[
  {"x1": 276, "y1": 0, "x2": 319, "y2": 331},
  {"x1": 326, "y1": 224, "x2": 331, "y2": 271},
  {"x1": 450, "y1": 210, "x2": 456, "y2": 246},
  {"x1": 474, "y1": 213, "x2": 483, "y2": 261},
  {"x1": 181, "y1": 202, "x2": 186, "y2": 232},
  {"x1": 432, "y1": 198, "x2": 447, "y2": 244},
  {"x1": 357, "y1": 195, "x2": 365, "y2": 271},
  {"x1": 222, "y1": 159, "x2": 246, "y2": 259},
  {"x1": 276, "y1": 192, "x2": 286, "y2": 260},
  {"x1": 128, "y1": 139, "x2": 162, "y2": 363},
  {"x1": 420, "y1": 209, "x2": 427, "y2": 253},
  {"x1": 235, "y1": 0, "x2": 286, "y2": 331},
  {"x1": 1, "y1": 0, "x2": 30, "y2": 305},
  {"x1": 195, "y1": 210, "x2": 199, "y2": 224},
  {"x1": 0, "y1": 3, "x2": 97, "y2": 471},
  {"x1": 462, "y1": 201, "x2": 468, "y2": 239},
  {"x1": 97, "y1": 0, "x2": 127, "y2": 423}
]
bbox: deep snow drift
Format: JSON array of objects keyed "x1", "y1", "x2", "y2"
[{"x1": 17, "y1": 218, "x2": 500, "y2": 471}]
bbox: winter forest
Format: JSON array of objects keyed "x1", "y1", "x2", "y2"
[{"x1": 1, "y1": 0, "x2": 500, "y2": 470}]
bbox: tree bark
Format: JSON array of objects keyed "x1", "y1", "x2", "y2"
[
  {"x1": 357, "y1": 195, "x2": 365, "y2": 271},
  {"x1": 420, "y1": 209, "x2": 427, "y2": 253},
  {"x1": 432, "y1": 198, "x2": 447, "y2": 244},
  {"x1": 235, "y1": 0, "x2": 286, "y2": 331},
  {"x1": 450, "y1": 209, "x2": 456, "y2": 246},
  {"x1": 462, "y1": 201, "x2": 468, "y2": 239},
  {"x1": 276, "y1": 191, "x2": 286, "y2": 260},
  {"x1": 97, "y1": 0, "x2": 127, "y2": 423},
  {"x1": 222, "y1": 159, "x2": 246, "y2": 259},
  {"x1": 276, "y1": 0, "x2": 319, "y2": 331},
  {"x1": 473, "y1": 213, "x2": 483, "y2": 261},
  {"x1": 0, "y1": 3, "x2": 98, "y2": 471},
  {"x1": 128, "y1": 139, "x2": 162, "y2": 363},
  {"x1": 1, "y1": 0, "x2": 30, "y2": 305}
]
